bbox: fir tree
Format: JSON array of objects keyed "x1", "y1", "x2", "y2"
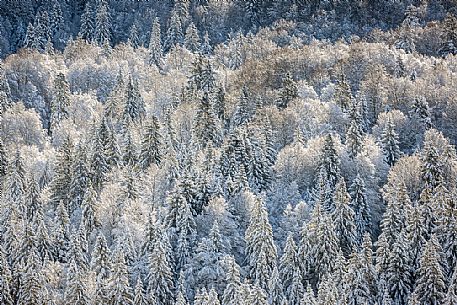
[
  {"x1": 194, "y1": 91, "x2": 221, "y2": 148},
  {"x1": 53, "y1": 201, "x2": 71, "y2": 262},
  {"x1": 300, "y1": 286, "x2": 317, "y2": 305},
  {"x1": 346, "y1": 101, "x2": 365, "y2": 159},
  {"x1": 245, "y1": 195, "x2": 277, "y2": 290}
]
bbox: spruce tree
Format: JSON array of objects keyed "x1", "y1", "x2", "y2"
[
  {"x1": 134, "y1": 278, "x2": 147, "y2": 305},
  {"x1": 146, "y1": 233, "x2": 174, "y2": 305},
  {"x1": 0, "y1": 246, "x2": 14, "y2": 305},
  {"x1": 349, "y1": 174, "x2": 371, "y2": 243},
  {"x1": 149, "y1": 17, "x2": 163, "y2": 67},
  {"x1": 123, "y1": 76, "x2": 146, "y2": 125},
  {"x1": 78, "y1": 0, "x2": 96, "y2": 42},
  {"x1": 50, "y1": 72, "x2": 71, "y2": 134},
  {"x1": 444, "y1": 267, "x2": 457, "y2": 305},
  {"x1": 268, "y1": 265, "x2": 285, "y2": 305},
  {"x1": 245, "y1": 195, "x2": 277, "y2": 290},
  {"x1": 94, "y1": 0, "x2": 111, "y2": 47},
  {"x1": 381, "y1": 117, "x2": 401, "y2": 166},
  {"x1": 80, "y1": 179, "x2": 99, "y2": 236},
  {"x1": 53, "y1": 201, "x2": 71, "y2": 262},
  {"x1": 91, "y1": 232, "x2": 112, "y2": 282},
  {"x1": 317, "y1": 134, "x2": 340, "y2": 197},
  {"x1": 128, "y1": 23, "x2": 140, "y2": 48},
  {"x1": 65, "y1": 259, "x2": 91, "y2": 305},
  {"x1": 331, "y1": 178, "x2": 356, "y2": 255},
  {"x1": 184, "y1": 22, "x2": 200, "y2": 52},
  {"x1": 279, "y1": 233, "x2": 299, "y2": 297},
  {"x1": 50, "y1": 136, "x2": 73, "y2": 207},
  {"x1": 164, "y1": 9, "x2": 184, "y2": 51},
  {"x1": 277, "y1": 72, "x2": 298, "y2": 109},
  {"x1": 222, "y1": 255, "x2": 243, "y2": 305},
  {"x1": 334, "y1": 72, "x2": 352, "y2": 111},
  {"x1": 385, "y1": 232, "x2": 412, "y2": 305},
  {"x1": 139, "y1": 115, "x2": 162, "y2": 169},
  {"x1": 412, "y1": 236, "x2": 446, "y2": 305},
  {"x1": 108, "y1": 247, "x2": 134, "y2": 305},
  {"x1": 69, "y1": 144, "x2": 90, "y2": 213}
]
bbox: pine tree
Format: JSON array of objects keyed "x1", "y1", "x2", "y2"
[
  {"x1": 149, "y1": 17, "x2": 163, "y2": 67},
  {"x1": 245, "y1": 195, "x2": 277, "y2": 290},
  {"x1": 277, "y1": 72, "x2": 298, "y2": 109},
  {"x1": 331, "y1": 178, "x2": 356, "y2": 255},
  {"x1": 184, "y1": 22, "x2": 200, "y2": 52},
  {"x1": 412, "y1": 236, "x2": 446, "y2": 305},
  {"x1": 381, "y1": 117, "x2": 401, "y2": 166},
  {"x1": 349, "y1": 174, "x2": 371, "y2": 243}
]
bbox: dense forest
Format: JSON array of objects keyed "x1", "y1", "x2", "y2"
[{"x1": 2, "y1": 0, "x2": 457, "y2": 304}]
